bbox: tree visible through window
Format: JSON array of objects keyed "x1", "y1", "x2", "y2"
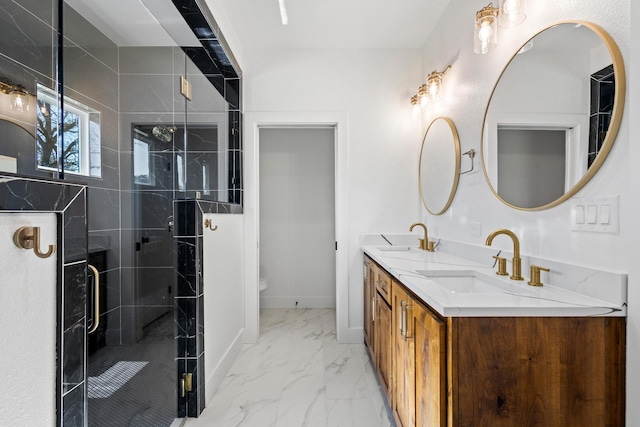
[
  {"x1": 36, "y1": 98, "x2": 81, "y2": 173},
  {"x1": 35, "y1": 85, "x2": 101, "y2": 177}
]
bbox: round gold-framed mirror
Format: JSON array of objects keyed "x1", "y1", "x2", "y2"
[
  {"x1": 481, "y1": 21, "x2": 626, "y2": 210},
  {"x1": 419, "y1": 117, "x2": 461, "y2": 215}
]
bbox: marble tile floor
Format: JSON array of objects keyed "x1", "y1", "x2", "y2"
[{"x1": 185, "y1": 308, "x2": 394, "y2": 427}]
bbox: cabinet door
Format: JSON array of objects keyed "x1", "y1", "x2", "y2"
[
  {"x1": 393, "y1": 281, "x2": 415, "y2": 427},
  {"x1": 414, "y1": 301, "x2": 446, "y2": 427},
  {"x1": 363, "y1": 258, "x2": 375, "y2": 352},
  {"x1": 375, "y1": 295, "x2": 392, "y2": 401}
]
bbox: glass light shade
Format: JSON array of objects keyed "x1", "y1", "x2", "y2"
[
  {"x1": 10, "y1": 89, "x2": 29, "y2": 112},
  {"x1": 412, "y1": 103, "x2": 421, "y2": 117},
  {"x1": 418, "y1": 84, "x2": 428, "y2": 108},
  {"x1": 474, "y1": 5, "x2": 499, "y2": 54},
  {"x1": 411, "y1": 95, "x2": 421, "y2": 117},
  {"x1": 499, "y1": 0, "x2": 526, "y2": 28},
  {"x1": 427, "y1": 76, "x2": 441, "y2": 101}
]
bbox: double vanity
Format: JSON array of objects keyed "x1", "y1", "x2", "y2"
[
  {"x1": 362, "y1": 232, "x2": 626, "y2": 427},
  {"x1": 369, "y1": 12, "x2": 629, "y2": 427}
]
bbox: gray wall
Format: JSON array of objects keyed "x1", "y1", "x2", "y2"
[{"x1": 498, "y1": 128, "x2": 566, "y2": 208}]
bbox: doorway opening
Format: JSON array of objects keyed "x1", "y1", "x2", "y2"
[
  {"x1": 244, "y1": 113, "x2": 349, "y2": 344},
  {"x1": 259, "y1": 127, "x2": 336, "y2": 310}
]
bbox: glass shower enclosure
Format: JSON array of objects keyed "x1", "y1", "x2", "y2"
[{"x1": 0, "y1": 0, "x2": 240, "y2": 423}]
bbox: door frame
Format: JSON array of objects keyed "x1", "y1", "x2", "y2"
[{"x1": 244, "y1": 112, "x2": 349, "y2": 343}]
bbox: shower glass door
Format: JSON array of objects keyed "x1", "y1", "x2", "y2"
[{"x1": 86, "y1": 32, "x2": 185, "y2": 427}]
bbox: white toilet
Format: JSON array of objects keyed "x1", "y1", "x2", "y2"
[{"x1": 259, "y1": 277, "x2": 268, "y2": 292}]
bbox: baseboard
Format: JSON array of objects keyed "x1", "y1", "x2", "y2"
[
  {"x1": 260, "y1": 296, "x2": 336, "y2": 308},
  {"x1": 205, "y1": 328, "x2": 244, "y2": 403},
  {"x1": 348, "y1": 326, "x2": 364, "y2": 344}
]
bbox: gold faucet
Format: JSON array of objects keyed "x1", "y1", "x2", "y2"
[
  {"x1": 485, "y1": 229, "x2": 523, "y2": 280},
  {"x1": 409, "y1": 222, "x2": 434, "y2": 252}
]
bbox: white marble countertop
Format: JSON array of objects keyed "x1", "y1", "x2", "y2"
[{"x1": 362, "y1": 240, "x2": 627, "y2": 317}]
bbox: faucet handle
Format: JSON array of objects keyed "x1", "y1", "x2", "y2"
[
  {"x1": 426, "y1": 240, "x2": 435, "y2": 252},
  {"x1": 418, "y1": 238, "x2": 427, "y2": 250},
  {"x1": 528, "y1": 265, "x2": 550, "y2": 287},
  {"x1": 492, "y1": 255, "x2": 508, "y2": 276}
]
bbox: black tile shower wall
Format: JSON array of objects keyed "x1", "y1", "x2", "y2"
[
  {"x1": 589, "y1": 64, "x2": 615, "y2": 168},
  {"x1": 174, "y1": 199, "x2": 204, "y2": 417},
  {"x1": 174, "y1": 200, "x2": 242, "y2": 417},
  {"x1": 0, "y1": 175, "x2": 88, "y2": 427}
]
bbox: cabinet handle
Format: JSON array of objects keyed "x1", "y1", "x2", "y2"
[
  {"x1": 398, "y1": 300, "x2": 404, "y2": 334},
  {"x1": 400, "y1": 301, "x2": 407, "y2": 337},
  {"x1": 404, "y1": 304, "x2": 413, "y2": 340},
  {"x1": 87, "y1": 264, "x2": 100, "y2": 334},
  {"x1": 372, "y1": 296, "x2": 376, "y2": 322},
  {"x1": 402, "y1": 302, "x2": 407, "y2": 340}
]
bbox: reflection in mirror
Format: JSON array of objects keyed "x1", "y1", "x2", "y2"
[
  {"x1": 482, "y1": 21, "x2": 625, "y2": 210},
  {"x1": 419, "y1": 117, "x2": 461, "y2": 215},
  {"x1": 0, "y1": 0, "x2": 58, "y2": 177}
]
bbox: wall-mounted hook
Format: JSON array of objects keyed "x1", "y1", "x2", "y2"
[
  {"x1": 13, "y1": 226, "x2": 56, "y2": 258},
  {"x1": 204, "y1": 219, "x2": 218, "y2": 231},
  {"x1": 460, "y1": 149, "x2": 476, "y2": 175}
]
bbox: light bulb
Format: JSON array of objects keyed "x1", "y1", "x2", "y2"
[
  {"x1": 420, "y1": 94, "x2": 428, "y2": 108},
  {"x1": 428, "y1": 81, "x2": 440, "y2": 100},
  {"x1": 11, "y1": 91, "x2": 28, "y2": 112},
  {"x1": 503, "y1": 0, "x2": 520, "y2": 18},
  {"x1": 412, "y1": 103, "x2": 421, "y2": 118},
  {"x1": 478, "y1": 22, "x2": 493, "y2": 43},
  {"x1": 499, "y1": 0, "x2": 525, "y2": 27},
  {"x1": 478, "y1": 22, "x2": 493, "y2": 54}
]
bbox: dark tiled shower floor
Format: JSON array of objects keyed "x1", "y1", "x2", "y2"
[{"x1": 88, "y1": 312, "x2": 176, "y2": 427}]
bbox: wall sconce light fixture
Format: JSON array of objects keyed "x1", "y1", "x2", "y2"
[
  {"x1": 474, "y1": 3, "x2": 500, "y2": 54},
  {"x1": 0, "y1": 79, "x2": 31, "y2": 113},
  {"x1": 409, "y1": 64, "x2": 453, "y2": 116},
  {"x1": 426, "y1": 65, "x2": 451, "y2": 101},
  {"x1": 474, "y1": 1, "x2": 527, "y2": 55}
]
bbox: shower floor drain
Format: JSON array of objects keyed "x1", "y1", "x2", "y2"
[{"x1": 88, "y1": 361, "x2": 149, "y2": 398}]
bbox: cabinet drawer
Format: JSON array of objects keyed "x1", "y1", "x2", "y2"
[{"x1": 376, "y1": 268, "x2": 391, "y2": 304}]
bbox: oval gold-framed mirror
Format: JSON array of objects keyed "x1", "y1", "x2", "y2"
[
  {"x1": 481, "y1": 21, "x2": 626, "y2": 211},
  {"x1": 419, "y1": 116, "x2": 461, "y2": 215}
]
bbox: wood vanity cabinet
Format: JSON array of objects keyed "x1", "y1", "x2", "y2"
[
  {"x1": 375, "y1": 267, "x2": 393, "y2": 402},
  {"x1": 364, "y1": 255, "x2": 393, "y2": 400},
  {"x1": 365, "y1": 257, "x2": 626, "y2": 427},
  {"x1": 363, "y1": 257, "x2": 375, "y2": 353},
  {"x1": 393, "y1": 280, "x2": 446, "y2": 427}
]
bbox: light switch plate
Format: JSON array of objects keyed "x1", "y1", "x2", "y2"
[{"x1": 572, "y1": 196, "x2": 619, "y2": 234}]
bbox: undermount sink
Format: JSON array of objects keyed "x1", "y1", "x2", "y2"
[{"x1": 416, "y1": 270, "x2": 512, "y2": 294}]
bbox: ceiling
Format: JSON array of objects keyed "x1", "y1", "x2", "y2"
[
  {"x1": 210, "y1": 0, "x2": 452, "y2": 49},
  {"x1": 65, "y1": 0, "x2": 451, "y2": 50}
]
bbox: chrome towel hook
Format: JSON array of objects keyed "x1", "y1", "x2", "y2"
[{"x1": 13, "y1": 226, "x2": 56, "y2": 259}]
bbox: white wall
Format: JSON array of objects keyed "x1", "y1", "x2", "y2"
[
  {"x1": 420, "y1": 0, "x2": 634, "y2": 420},
  {"x1": 627, "y1": 1, "x2": 639, "y2": 423},
  {"x1": 0, "y1": 213, "x2": 57, "y2": 426},
  {"x1": 203, "y1": 213, "x2": 245, "y2": 402},
  {"x1": 259, "y1": 127, "x2": 336, "y2": 308},
  {"x1": 421, "y1": 0, "x2": 629, "y2": 267},
  {"x1": 244, "y1": 48, "x2": 423, "y2": 340}
]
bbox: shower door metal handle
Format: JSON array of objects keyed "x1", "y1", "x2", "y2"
[{"x1": 87, "y1": 264, "x2": 101, "y2": 334}]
